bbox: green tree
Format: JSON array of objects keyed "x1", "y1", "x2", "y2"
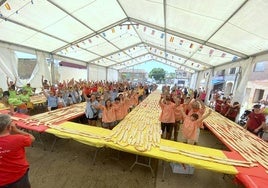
[{"x1": 149, "y1": 68, "x2": 166, "y2": 81}]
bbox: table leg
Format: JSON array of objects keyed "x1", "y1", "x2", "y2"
[{"x1": 130, "y1": 155, "x2": 155, "y2": 177}]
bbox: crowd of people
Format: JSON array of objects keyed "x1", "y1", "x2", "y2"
[
  {"x1": 0, "y1": 76, "x2": 158, "y2": 129},
  {"x1": 159, "y1": 85, "x2": 212, "y2": 144},
  {"x1": 1, "y1": 77, "x2": 268, "y2": 187}
]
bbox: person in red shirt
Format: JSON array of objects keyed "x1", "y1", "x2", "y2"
[
  {"x1": 220, "y1": 98, "x2": 231, "y2": 116},
  {"x1": 226, "y1": 101, "x2": 240, "y2": 122},
  {"x1": 215, "y1": 96, "x2": 224, "y2": 113},
  {"x1": 0, "y1": 114, "x2": 35, "y2": 188},
  {"x1": 244, "y1": 104, "x2": 266, "y2": 136}
]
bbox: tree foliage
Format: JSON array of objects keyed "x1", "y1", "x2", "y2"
[{"x1": 149, "y1": 68, "x2": 166, "y2": 81}]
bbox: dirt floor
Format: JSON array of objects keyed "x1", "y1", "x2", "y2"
[{"x1": 26, "y1": 125, "x2": 244, "y2": 188}]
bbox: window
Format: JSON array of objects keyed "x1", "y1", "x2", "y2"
[
  {"x1": 15, "y1": 51, "x2": 37, "y2": 79},
  {"x1": 253, "y1": 89, "x2": 264, "y2": 103},
  {"x1": 254, "y1": 62, "x2": 265, "y2": 72},
  {"x1": 216, "y1": 69, "x2": 225, "y2": 76},
  {"x1": 229, "y1": 67, "x2": 236, "y2": 74}
]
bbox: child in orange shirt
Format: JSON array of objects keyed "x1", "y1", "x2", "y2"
[
  {"x1": 98, "y1": 99, "x2": 117, "y2": 130},
  {"x1": 181, "y1": 109, "x2": 212, "y2": 144},
  {"x1": 159, "y1": 95, "x2": 176, "y2": 140}
]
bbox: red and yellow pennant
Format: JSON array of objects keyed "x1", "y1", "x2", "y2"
[
  {"x1": 169, "y1": 36, "x2": 174, "y2": 42},
  {"x1": 5, "y1": 3, "x2": 11, "y2": 10},
  {"x1": 189, "y1": 43, "x2": 194, "y2": 48},
  {"x1": 111, "y1": 28, "x2": 115, "y2": 33}
]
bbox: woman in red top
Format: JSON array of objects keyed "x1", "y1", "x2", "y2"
[
  {"x1": 220, "y1": 98, "x2": 231, "y2": 116},
  {"x1": 226, "y1": 101, "x2": 240, "y2": 122},
  {"x1": 0, "y1": 114, "x2": 35, "y2": 188}
]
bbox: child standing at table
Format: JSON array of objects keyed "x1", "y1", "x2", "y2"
[{"x1": 180, "y1": 108, "x2": 212, "y2": 144}]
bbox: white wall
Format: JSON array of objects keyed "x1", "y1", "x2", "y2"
[
  {"x1": 88, "y1": 65, "x2": 106, "y2": 81},
  {"x1": 58, "y1": 66, "x2": 87, "y2": 81},
  {"x1": 107, "y1": 68, "x2": 119, "y2": 81}
]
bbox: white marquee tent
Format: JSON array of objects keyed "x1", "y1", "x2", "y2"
[{"x1": 0, "y1": 0, "x2": 268, "y2": 88}]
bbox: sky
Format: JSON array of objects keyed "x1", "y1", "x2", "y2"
[{"x1": 129, "y1": 60, "x2": 176, "y2": 73}]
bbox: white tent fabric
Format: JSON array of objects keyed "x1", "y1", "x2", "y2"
[
  {"x1": 0, "y1": 46, "x2": 23, "y2": 87},
  {"x1": 0, "y1": 0, "x2": 268, "y2": 73}
]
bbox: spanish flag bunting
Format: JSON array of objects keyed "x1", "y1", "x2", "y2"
[
  {"x1": 5, "y1": 3, "x2": 11, "y2": 10},
  {"x1": 143, "y1": 26, "x2": 147, "y2": 32},
  {"x1": 189, "y1": 43, "x2": 194, "y2": 48},
  {"x1": 169, "y1": 36, "x2": 174, "y2": 42},
  {"x1": 111, "y1": 28, "x2": 115, "y2": 33},
  {"x1": 221, "y1": 53, "x2": 226, "y2": 58},
  {"x1": 198, "y1": 45, "x2": 203, "y2": 51},
  {"x1": 179, "y1": 39, "x2": 183, "y2": 45},
  {"x1": 209, "y1": 49, "x2": 214, "y2": 56},
  {"x1": 160, "y1": 33, "x2": 164, "y2": 39},
  {"x1": 151, "y1": 30, "x2": 155, "y2": 35}
]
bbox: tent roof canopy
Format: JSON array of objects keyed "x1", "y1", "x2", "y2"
[{"x1": 1, "y1": 0, "x2": 268, "y2": 73}]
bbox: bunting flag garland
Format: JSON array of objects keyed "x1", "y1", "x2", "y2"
[
  {"x1": 102, "y1": 32, "x2": 106, "y2": 37},
  {"x1": 179, "y1": 39, "x2": 184, "y2": 45},
  {"x1": 160, "y1": 51, "x2": 163, "y2": 55},
  {"x1": 221, "y1": 53, "x2": 226, "y2": 58},
  {"x1": 151, "y1": 30, "x2": 155, "y2": 35},
  {"x1": 189, "y1": 43, "x2": 194, "y2": 48},
  {"x1": 149, "y1": 47, "x2": 152, "y2": 51},
  {"x1": 154, "y1": 49, "x2": 157, "y2": 53},
  {"x1": 136, "y1": 24, "x2": 139, "y2": 29},
  {"x1": 76, "y1": 44, "x2": 80, "y2": 48},
  {"x1": 169, "y1": 36, "x2": 174, "y2": 42},
  {"x1": 88, "y1": 39, "x2": 92, "y2": 43},
  {"x1": 143, "y1": 26, "x2": 147, "y2": 32},
  {"x1": 165, "y1": 53, "x2": 168, "y2": 57},
  {"x1": 127, "y1": 24, "x2": 130, "y2": 30},
  {"x1": 198, "y1": 45, "x2": 203, "y2": 51},
  {"x1": 111, "y1": 28, "x2": 115, "y2": 33},
  {"x1": 5, "y1": 3, "x2": 11, "y2": 10},
  {"x1": 209, "y1": 49, "x2": 214, "y2": 57},
  {"x1": 160, "y1": 33, "x2": 164, "y2": 39}
]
